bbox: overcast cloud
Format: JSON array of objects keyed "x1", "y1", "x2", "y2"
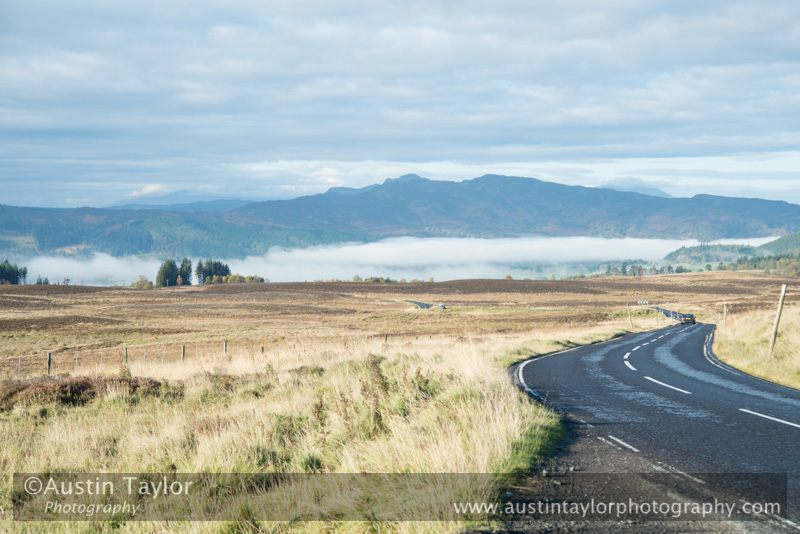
[{"x1": 2, "y1": 1, "x2": 800, "y2": 206}]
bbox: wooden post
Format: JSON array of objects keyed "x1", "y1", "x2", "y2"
[
  {"x1": 224, "y1": 342, "x2": 227, "y2": 355},
  {"x1": 100, "y1": 350, "x2": 103, "y2": 365},
  {"x1": 124, "y1": 347, "x2": 128, "y2": 364},
  {"x1": 18, "y1": 356, "x2": 21, "y2": 379},
  {"x1": 723, "y1": 305, "x2": 728, "y2": 328},
  {"x1": 95, "y1": 363, "x2": 98, "y2": 381},
  {"x1": 47, "y1": 353, "x2": 52, "y2": 376},
  {"x1": 75, "y1": 353, "x2": 78, "y2": 374},
  {"x1": 162, "y1": 346, "x2": 165, "y2": 363},
  {"x1": 627, "y1": 304, "x2": 633, "y2": 329},
  {"x1": 181, "y1": 345, "x2": 186, "y2": 363},
  {"x1": 143, "y1": 348, "x2": 147, "y2": 366},
  {"x1": 767, "y1": 284, "x2": 787, "y2": 359}
]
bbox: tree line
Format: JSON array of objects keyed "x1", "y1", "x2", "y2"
[
  {"x1": 149, "y1": 258, "x2": 266, "y2": 288},
  {"x1": 0, "y1": 259, "x2": 27, "y2": 284}
]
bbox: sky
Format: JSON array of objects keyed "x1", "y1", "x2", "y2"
[{"x1": 2, "y1": 0, "x2": 800, "y2": 207}]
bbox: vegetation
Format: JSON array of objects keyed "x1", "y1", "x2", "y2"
[
  {"x1": 761, "y1": 231, "x2": 800, "y2": 255},
  {"x1": 664, "y1": 243, "x2": 762, "y2": 263},
  {"x1": 715, "y1": 306, "x2": 800, "y2": 390},
  {"x1": 130, "y1": 275, "x2": 154, "y2": 289},
  {"x1": 195, "y1": 259, "x2": 231, "y2": 285},
  {"x1": 716, "y1": 253, "x2": 800, "y2": 276},
  {"x1": 155, "y1": 257, "x2": 193, "y2": 287},
  {"x1": 0, "y1": 259, "x2": 26, "y2": 284}
]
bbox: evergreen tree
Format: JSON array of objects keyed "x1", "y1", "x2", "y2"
[
  {"x1": 179, "y1": 257, "x2": 192, "y2": 285},
  {"x1": 155, "y1": 259, "x2": 179, "y2": 287},
  {"x1": 0, "y1": 259, "x2": 23, "y2": 284},
  {"x1": 195, "y1": 260, "x2": 205, "y2": 285}
]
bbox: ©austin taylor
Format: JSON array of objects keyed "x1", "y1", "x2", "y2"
[{"x1": 25, "y1": 475, "x2": 193, "y2": 499}]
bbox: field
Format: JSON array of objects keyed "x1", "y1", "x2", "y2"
[{"x1": 0, "y1": 271, "x2": 797, "y2": 532}]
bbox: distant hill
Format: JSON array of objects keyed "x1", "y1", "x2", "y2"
[
  {"x1": 226, "y1": 174, "x2": 800, "y2": 240},
  {"x1": 110, "y1": 199, "x2": 251, "y2": 213},
  {"x1": 663, "y1": 244, "x2": 765, "y2": 264},
  {"x1": 3, "y1": 174, "x2": 800, "y2": 258},
  {"x1": 761, "y1": 231, "x2": 800, "y2": 254},
  {"x1": 599, "y1": 185, "x2": 673, "y2": 198}
]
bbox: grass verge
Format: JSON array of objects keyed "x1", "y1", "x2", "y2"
[{"x1": 713, "y1": 306, "x2": 800, "y2": 390}]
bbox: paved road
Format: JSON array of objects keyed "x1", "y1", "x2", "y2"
[{"x1": 513, "y1": 322, "x2": 800, "y2": 529}]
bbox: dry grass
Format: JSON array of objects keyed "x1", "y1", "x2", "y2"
[
  {"x1": 2, "y1": 272, "x2": 798, "y2": 532},
  {"x1": 714, "y1": 304, "x2": 800, "y2": 390}
]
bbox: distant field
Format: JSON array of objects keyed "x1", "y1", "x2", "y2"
[{"x1": 0, "y1": 271, "x2": 797, "y2": 532}]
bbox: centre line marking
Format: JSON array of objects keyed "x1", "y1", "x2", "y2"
[
  {"x1": 632, "y1": 346, "x2": 640, "y2": 351},
  {"x1": 739, "y1": 409, "x2": 800, "y2": 429},
  {"x1": 625, "y1": 361, "x2": 637, "y2": 371},
  {"x1": 608, "y1": 435, "x2": 640, "y2": 452},
  {"x1": 644, "y1": 376, "x2": 692, "y2": 395},
  {"x1": 624, "y1": 352, "x2": 631, "y2": 359}
]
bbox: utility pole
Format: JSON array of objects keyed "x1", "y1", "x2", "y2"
[{"x1": 767, "y1": 285, "x2": 787, "y2": 359}]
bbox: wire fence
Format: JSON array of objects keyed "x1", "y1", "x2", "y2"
[{"x1": 0, "y1": 341, "x2": 272, "y2": 381}]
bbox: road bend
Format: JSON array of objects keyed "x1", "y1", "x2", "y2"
[{"x1": 513, "y1": 322, "x2": 800, "y2": 527}]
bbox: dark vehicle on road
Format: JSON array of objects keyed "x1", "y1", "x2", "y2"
[{"x1": 680, "y1": 313, "x2": 696, "y2": 324}]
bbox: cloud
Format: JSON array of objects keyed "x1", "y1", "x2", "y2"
[
  {"x1": 125, "y1": 184, "x2": 169, "y2": 199},
  {"x1": 20, "y1": 236, "x2": 777, "y2": 286},
  {"x1": 2, "y1": 1, "x2": 800, "y2": 206}
]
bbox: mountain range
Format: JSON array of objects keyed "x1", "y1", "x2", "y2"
[{"x1": 2, "y1": 174, "x2": 800, "y2": 258}]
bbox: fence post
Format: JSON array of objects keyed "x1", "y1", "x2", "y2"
[
  {"x1": 767, "y1": 284, "x2": 787, "y2": 359},
  {"x1": 144, "y1": 348, "x2": 147, "y2": 366},
  {"x1": 18, "y1": 356, "x2": 21, "y2": 379},
  {"x1": 224, "y1": 342, "x2": 227, "y2": 355},
  {"x1": 181, "y1": 345, "x2": 186, "y2": 363},
  {"x1": 162, "y1": 347, "x2": 165, "y2": 363},
  {"x1": 627, "y1": 304, "x2": 633, "y2": 329},
  {"x1": 75, "y1": 353, "x2": 78, "y2": 375},
  {"x1": 100, "y1": 350, "x2": 103, "y2": 365},
  {"x1": 723, "y1": 305, "x2": 728, "y2": 328},
  {"x1": 124, "y1": 347, "x2": 128, "y2": 365},
  {"x1": 47, "y1": 353, "x2": 52, "y2": 376}
]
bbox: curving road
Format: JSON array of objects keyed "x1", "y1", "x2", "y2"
[{"x1": 513, "y1": 322, "x2": 800, "y2": 529}]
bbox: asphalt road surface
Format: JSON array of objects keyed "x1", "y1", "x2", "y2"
[{"x1": 512, "y1": 322, "x2": 800, "y2": 531}]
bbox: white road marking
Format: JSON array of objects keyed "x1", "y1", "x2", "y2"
[
  {"x1": 632, "y1": 346, "x2": 640, "y2": 351},
  {"x1": 650, "y1": 339, "x2": 658, "y2": 342},
  {"x1": 642, "y1": 342, "x2": 650, "y2": 346},
  {"x1": 607, "y1": 435, "x2": 640, "y2": 452},
  {"x1": 657, "y1": 463, "x2": 706, "y2": 484},
  {"x1": 623, "y1": 352, "x2": 631, "y2": 359},
  {"x1": 597, "y1": 436, "x2": 621, "y2": 450},
  {"x1": 644, "y1": 376, "x2": 692, "y2": 395},
  {"x1": 739, "y1": 408, "x2": 800, "y2": 429},
  {"x1": 625, "y1": 361, "x2": 637, "y2": 371}
]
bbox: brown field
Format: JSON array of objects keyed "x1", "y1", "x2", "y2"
[
  {"x1": 1, "y1": 271, "x2": 794, "y2": 369},
  {"x1": 0, "y1": 271, "x2": 797, "y2": 533}
]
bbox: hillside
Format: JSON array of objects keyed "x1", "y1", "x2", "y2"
[
  {"x1": 663, "y1": 244, "x2": 765, "y2": 264},
  {"x1": 3, "y1": 174, "x2": 800, "y2": 258},
  {"x1": 761, "y1": 231, "x2": 800, "y2": 254}
]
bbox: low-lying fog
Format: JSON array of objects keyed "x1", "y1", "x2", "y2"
[{"x1": 20, "y1": 236, "x2": 778, "y2": 286}]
